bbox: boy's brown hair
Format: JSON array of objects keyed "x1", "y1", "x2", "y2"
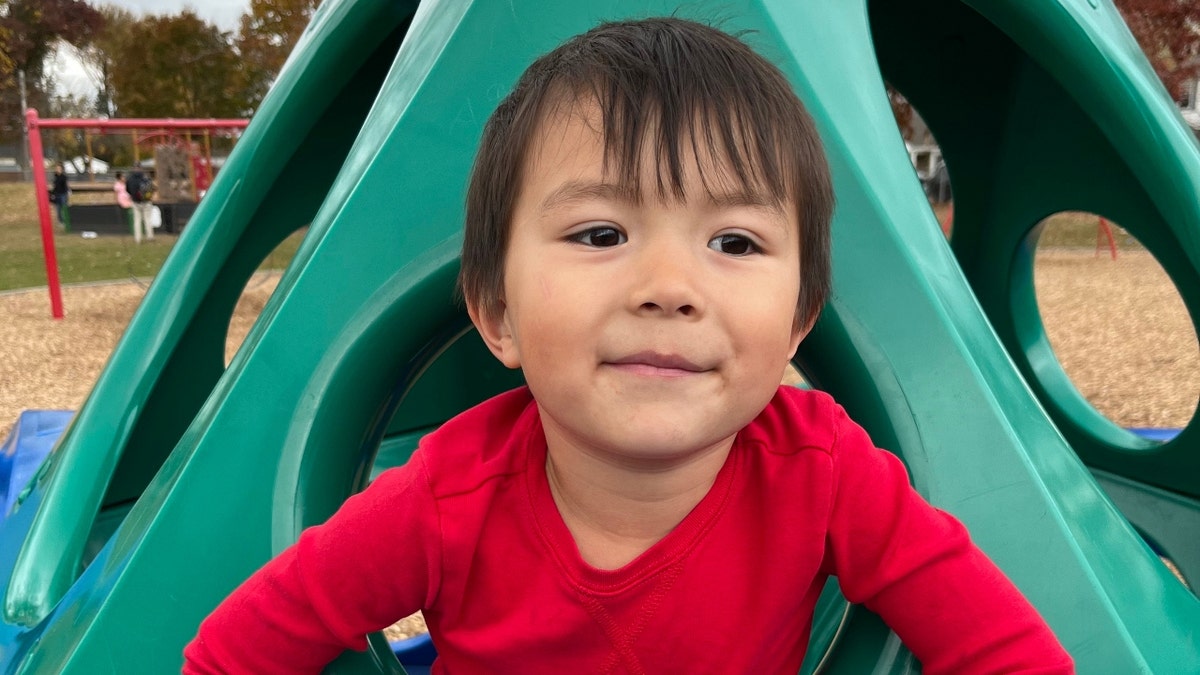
[{"x1": 460, "y1": 17, "x2": 834, "y2": 328}]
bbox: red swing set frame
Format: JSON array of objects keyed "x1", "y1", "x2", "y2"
[{"x1": 25, "y1": 109, "x2": 250, "y2": 319}]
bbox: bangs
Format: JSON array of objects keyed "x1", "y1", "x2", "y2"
[
  {"x1": 592, "y1": 89, "x2": 795, "y2": 206},
  {"x1": 541, "y1": 20, "x2": 816, "y2": 207}
]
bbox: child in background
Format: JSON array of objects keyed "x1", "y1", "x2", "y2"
[
  {"x1": 50, "y1": 163, "x2": 69, "y2": 227},
  {"x1": 185, "y1": 18, "x2": 1073, "y2": 673},
  {"x1": 113, "y1": 171, "x2": 136, "y2": 240},
  {"x1": 113, "y1": 171, "x2": 133, "y2": 209}
]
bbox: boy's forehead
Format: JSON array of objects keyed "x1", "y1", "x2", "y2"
[{"x1": 523, "y1": 97, "x2": 792, "y2": 209}]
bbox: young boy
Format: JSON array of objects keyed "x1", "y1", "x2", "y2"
[{"x1": 185, "y1": 18, "x2": 1073, "y2": 673}]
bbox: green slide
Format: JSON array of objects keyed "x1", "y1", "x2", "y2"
[{"x1": 0, "y1": 0, "x2": 1194, "y2": 672}]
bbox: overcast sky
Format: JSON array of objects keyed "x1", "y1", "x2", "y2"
[
  {"x1": 49, "y1": 0, "x2": 252, "y2": 98},
  {"x1": 98, "y1": 0, "x2": 249, "y2": 32}
]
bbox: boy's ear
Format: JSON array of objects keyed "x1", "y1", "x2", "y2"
[
  {"x1": 787, "y1": 311, "x2": 819, "y2": 358},
  {"x1": 467, "y1": 298, "x2": 522, "y2": 369},
  {"x1": 787, "y1": 327, "x2": 805, "y2": 360}
]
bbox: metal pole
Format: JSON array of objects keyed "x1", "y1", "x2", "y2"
[
  {"x1": 186, "y1": 131, "x2": 197, "y2": 201},
  {"x1": 18, "y1": 70, "x2": 30, "y2": 181},
  {"x1": 26, "y1": 110, "x2": 64, "y2": 319},
  {"x1": 204, "y1": 130, "x2": 213, "y2": 188},
  {"x1": 85, "y1": 131, "x2": 94, "y2": 182}
]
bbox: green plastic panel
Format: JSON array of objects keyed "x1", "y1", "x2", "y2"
[
  {"x1": 0, "y1": 0, "x2": 1196, "y2": 672},
  {"x1": 873, "y1": 0, "x2": 1200, "y2": 497}
]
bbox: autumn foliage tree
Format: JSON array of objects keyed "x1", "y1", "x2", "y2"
[
  {"x1": 108, "y1": 11, "x2": 248, "y2": 119},
  {"x1": 0, "y1": 0, "x2": 102, "y2": 146},
  {"x1": 236, "y1": 0, "x2": 323, "y2": 112},
  {"x1": 0, "y1": 0, "x2": 103, "y2": 83},
  {"x1": 85, "y1": 5, "x2": 138, "y2": 118},
  {"x1": 1115, "y1": 0, "x2": 1200, "y2": 99}
]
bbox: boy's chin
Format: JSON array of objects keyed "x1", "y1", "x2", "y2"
[{"x1": 587, "y1": 423, "x2": 743, "y2": 466}]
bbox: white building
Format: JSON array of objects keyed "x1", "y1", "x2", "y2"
[
  {"x1": 61, "y1": 156, "x2": 110, "y2": 175},
  {"x1": 1177, "y1": 77, "x2": 1200, "y2": 135}
]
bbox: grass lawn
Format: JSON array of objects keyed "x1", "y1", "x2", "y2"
[
  {"x1": 1031, "y1": 210, "x2": 1144, "y2": 250},
  {"x1": 0, "y1": 183, "x2": 302, "y2": 292}
]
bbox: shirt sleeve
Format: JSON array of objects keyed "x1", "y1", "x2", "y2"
[
  {"x1": 822, "y1": 409, "x2": 1074, "y2": 674},
  {"x1": 183, "y1": 454, "x2": 441, "y2": 674}
]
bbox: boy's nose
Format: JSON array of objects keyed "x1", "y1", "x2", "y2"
[{"x1": 630, "y1": 244, "x2": 703, "y2": 318}]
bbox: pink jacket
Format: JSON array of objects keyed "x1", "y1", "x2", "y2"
[{"x1": 114, "y1": 180, "x2": 133, "y2": 209}]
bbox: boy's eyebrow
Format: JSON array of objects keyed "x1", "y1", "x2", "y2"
[
  {"x1": 704, "y1": 189, "x2": 786, "y2": 214},
  {"x1": 541, "y1": 181, "x2": 639, "y2": 210},
  {"x1": 541, "y1": 180, "x2": 786, "y2": 215}
]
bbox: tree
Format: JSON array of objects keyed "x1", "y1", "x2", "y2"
[
  {"x1": 44, "y1": 92, "x2": 93, "y2": 160},
  {"x1": 108, "y1": 11, "x2": 246, "y2": 118},
  {"x1": 78, "y1": 5, "x2": 138, "y2": 118},
  {"x1": 235, "y1": 0, "x2": 322, "y2": 112},
  {"x1": 1114, "y1": 0, "x2": 1200, "y2": 99},
  {"x1": 887, "y1": 84, "x2": 915, "y2": 141},
  {"x1": 0, "y1": 21, "x2": 12, "y2": 81},
  {"x1": 0, "y1": 0, "x2": 103, "y2": 160},
  {"x1": 0, "y1": 0, "x2": 103, "y2": 81}
]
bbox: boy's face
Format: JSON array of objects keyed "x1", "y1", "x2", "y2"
[{"x1": 472, "y1": 102, "x2": 808, "y2": 463}]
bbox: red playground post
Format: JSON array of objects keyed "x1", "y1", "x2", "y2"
[
  {"x1": 26, "y1": 110, "x2": 64, "y2": 319},
  {"x1": 939, "y1": 203, "x2": 954, "y2": 237},
  {"x1": 1096, "y1": 216, "x2": 1118, "y2": 260}
]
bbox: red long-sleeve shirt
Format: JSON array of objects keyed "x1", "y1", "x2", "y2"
[{"x1": 185, "y1": 386, "x2": 1072, "y2": 673}]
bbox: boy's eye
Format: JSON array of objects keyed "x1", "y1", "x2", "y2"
[
  {"x1": 708, "y1": 234, "x2": 760, "y2": 256},
  {"x1": 569, "y1": 226, "x2": 626, "y2": 248}
]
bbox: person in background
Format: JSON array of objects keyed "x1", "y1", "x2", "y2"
[
  {"x1": 50, "y1": 163, "x2": 69, "y2": 227},
  {"x1": 126, "y1": 168, "x2": 155, "y2": 243},
  {"x1": 113, "y1": 172, "x2": 139, "y2": 241}
]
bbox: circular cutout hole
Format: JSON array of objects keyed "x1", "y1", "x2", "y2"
[
  {"x1": 225, "y1": 227, "x2": 307, "y2": 365},
  {"x1": 1033, "y1": 212, "x2": 1200, "y2": 433},
  {"x1": 886, "y1": 84, "x2": 953, "y2": 235}
]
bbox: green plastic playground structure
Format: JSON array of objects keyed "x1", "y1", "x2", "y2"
[{"x1": 0, "y1": 0, "x2": 1197, "y2": 671}]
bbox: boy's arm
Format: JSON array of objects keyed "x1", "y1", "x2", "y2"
[
  {"x1": 183, "y1": 456, "x2": 441, "y2": 674},
  {"x1": 823, "y1": 412, "x2": 1074, "y2": 674}
]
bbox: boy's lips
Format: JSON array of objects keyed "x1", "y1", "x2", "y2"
[{"x1": 605, "y1": 351, "x2": 708, "y2": 374}]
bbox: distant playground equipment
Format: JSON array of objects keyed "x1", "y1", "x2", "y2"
[
  {"x1": 940, "y1": 203, "x2": 1123, "y2": 260},
  {"x1": 25, "y1": 112, "x2": 249, "y2": 319},
  {"x1": 0, "y1": 0, "x2": 1197, "y2": 672},
  {"x1": 1095, "y1": 216, "x2": 1119, "y2": 260}
]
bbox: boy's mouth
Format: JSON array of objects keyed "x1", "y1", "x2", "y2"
[{"x1": 606, "y1": 351, "x2": 708, "y2": 374}]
